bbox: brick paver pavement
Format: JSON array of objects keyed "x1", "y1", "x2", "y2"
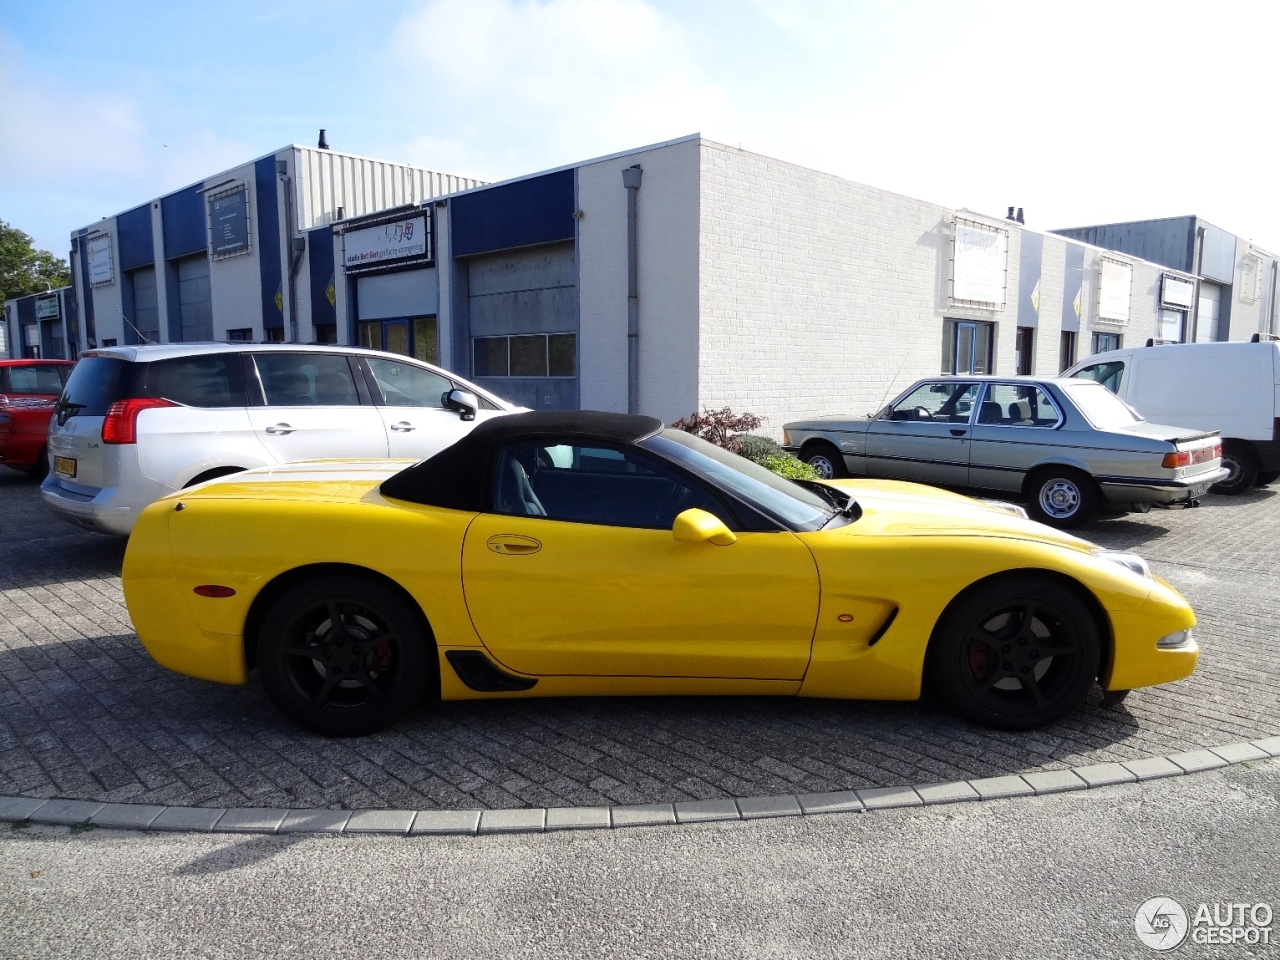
[{"x1": 2, "y1": 468, "x2": 1277, "y2": 810}]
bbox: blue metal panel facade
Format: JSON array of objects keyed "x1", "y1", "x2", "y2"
[
  {"x1": 255, "y1": 157, "x2": 284, "y2": 330},
  {"x1": 307, "y1": 225, "x2": 336, "y2": 328},
  {"x1": 451, "y1": 170, "x2": 575, "y2": 257},
  {"x1": 117, "y1": 204, "x2": 154, "y2": 271},
  {"x1": 1053, "y1": 217, "x2": 1196, "y2": 273},
  {"x1": 74, "y1": 231, "x2": 96, "y2": 345},
  {"x1": 161, "y1": 185, "x2": 206, "y2": 259}
]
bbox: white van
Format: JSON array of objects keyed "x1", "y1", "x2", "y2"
[{"x1": 1064, "y1": 337, "x2": 1280, "y2": 494}]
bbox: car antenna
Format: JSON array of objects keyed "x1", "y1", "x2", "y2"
[
  {"x1": 116, "y1": 308, "x2": 156, "y2": 345},
  {"x1": 869, "y1": 352, "x2": 910, "y2": 418}
]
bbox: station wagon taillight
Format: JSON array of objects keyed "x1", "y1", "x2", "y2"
[{"x1": 102, "y1": 397, "x2": 178, "y2": 444}]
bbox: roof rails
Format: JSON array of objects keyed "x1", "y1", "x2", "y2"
[
  {"x1": 1144, "y1": 338, "x2": 1180, "y2": 346},
  {"x1": 1251, "y1": 333, "x2": 1280, "y2": 343}
]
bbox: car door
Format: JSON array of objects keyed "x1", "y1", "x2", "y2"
[
  {"x1": 246, "y1": 353, "x2": 389, "y2": 462},
  {"x1": 967, "y1": 382, "x2": 1065, "y2": 493},
  {"x1": 461, "y1": 439, "x2": 820, "y2": 680},
  {"x1": 362, "y1": 355, "x2": 508, "y2": 459},
  {"x1": 863, "y1": 381, "x2": 979, "y2": 486}
]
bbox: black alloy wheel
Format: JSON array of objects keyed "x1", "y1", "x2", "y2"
[
  {"x1": 258, "y1": 575, "x2": 432, "y2": 737},
  {"x1": 929, "y1": 575, "x2": 1101, "y2": 729},
  {"x1": 802, "y1": 442, "x2": 848, "y2": 479}
]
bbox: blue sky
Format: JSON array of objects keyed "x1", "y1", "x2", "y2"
[{"x1": 3, "y1": 0, "x2": 1278, "y2": 259}]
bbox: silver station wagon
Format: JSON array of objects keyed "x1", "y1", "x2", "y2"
[{"x1": 783, "y1": 375, "x2": 1228, "y2": 528}]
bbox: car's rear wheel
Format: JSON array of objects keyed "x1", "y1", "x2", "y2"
[
  {"x1": 1213, "y1": 444, "x2": 1259, "y2": 495},
  {"x1": 258, "y1": 575, "x2": 433, "y2": 737},
  {"x1": 1025, "y1": 468, "x2": 1098, "y2": 528},
  {"x1": 1255, "y1": 469, "x2": 1280, "y2": 487},
  {"x1": 801, "y1": 442, "x2": 847, "y2": 479},
  {"x1": 929, "y1": 575, "x2": 1101, "y2": 729}
]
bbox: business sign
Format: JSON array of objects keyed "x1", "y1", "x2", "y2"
[
  {"x1": 35, "y1": 297, "x2": 60, "y2": 320},
  {"x1": 209, "y1": 185, "x2": 250, "y2": 257},
  {"x1": 952, "y1": 219, "x2": 1008, "y2": 307},
  {"x1": 343, "y1": 216, "x2": 429, "y2": 270},
  {"x1": 87, "y1": 234, "x2": 114, "y2": 286},
  {"x1": 1098, "y1": 258, "x2": 1132, "y2": 323},
  {"x1": 1161, "y1": 273, "x2": 1196, "y2": 310}
]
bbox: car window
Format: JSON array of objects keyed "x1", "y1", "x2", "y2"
[
  {"x1": 885, "y1": 382, "x2": 980, "y2": 422},
  {"x1": 1071, "y1": 360, "x2": 1125, "y2": 393},
  {"x1": 56, "y1": 357, "x2": 129, "y2": 419},
  {"x1": 366, "y1": 357, "x2": 451, "y2": 408},
  {"x1": 1061, "y1": 380, "x2": 1144, "y2": 428},
  {"x1": 256, "y1": 354, "x2": 360, "y2": 406},
  {"x1": 144, "y1": 355, "x2": 248, "y2": 407},
  {"x1": 977, "y1": 383, "x2": 1061, "y2": 427},
  {"x1": 3, "y1": 365, "x2": 66, "y2": 394},
  {"x1": 492, "y1": 440, "x2": 734, "y2": 530}
]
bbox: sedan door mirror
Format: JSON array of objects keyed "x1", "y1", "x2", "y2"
[
  {"x1": 443, "y1": 388, "x2": 478, "y2": 421},
  {"x1": 672, "y1": 508, "x2": 737, "y2": 546}
]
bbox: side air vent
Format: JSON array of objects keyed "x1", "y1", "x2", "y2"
[{"x1": 445, "y1": 650, "x2": 539, "y2": 692}]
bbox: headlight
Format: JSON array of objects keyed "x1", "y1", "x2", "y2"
[
  {"x1": 1094, "y1": 549, "x2": 1152, "y2": 579},
  {"x1": 980, "y1": 499, "x2": 1029, "y2": 519},
  {"x1": 1157, "y1": 629, "x2": 1194, "y2": 650}
]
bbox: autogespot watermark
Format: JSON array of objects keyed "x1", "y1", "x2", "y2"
[{"x1": 1134, "y1": 897, "x2": 1273, "y2": 951}]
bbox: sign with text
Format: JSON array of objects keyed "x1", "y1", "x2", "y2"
[
  {"x1": 953, "y1": 220, "x2": 1008, "y2": 307},
  {"x1": 343, "y1": 216, "x2": 428, "y2": 269},
  {"x1": 209, "y1": 186, "x2": 250, "y2": 257},
  {"x1": 1161, "y1": 273, "x2": 1196, "y2": 310},
  {"x1": 1098, "y1": 258, "x2": 1132, "y2": 323},
  {"x1": 87, "y1": 234, "x2": 114, "y2": 286},
  {"x1": 35, "y1": 297, "x2": 60, "y2": 320}
]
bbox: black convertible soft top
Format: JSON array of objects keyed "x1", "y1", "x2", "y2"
[{"x1": 380, "y1": 410, "x2": 665, "y2": 510}]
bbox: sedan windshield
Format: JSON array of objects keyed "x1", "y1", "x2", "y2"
[
  {"x1": 1059, "y1": 379, "x2": 1144, "y2": 429},
  {"x1": 642, "y1": 430, "x2": 835, "y2": 530}
]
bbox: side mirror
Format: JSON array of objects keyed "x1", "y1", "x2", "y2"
[
  {"x1": 672, "y1": 508, "x2": 737, "y2": 546},
  {"x1": 443, "y1": 388, "x2": 478, "y2": 421}
]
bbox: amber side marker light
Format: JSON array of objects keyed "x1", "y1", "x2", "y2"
[{"x1": 193, "y1": 585, "x2": 236, "y2": 598}]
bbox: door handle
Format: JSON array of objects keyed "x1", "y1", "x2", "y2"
[
  {"x1": 390, "y1": 421, "x2": 416, "y2": 432},
  {"x1": 486, "y1": 535, "x2": 542, "y2": 556},
  {"x1": 950, "y1": 428, "x2": 968, "y2": 437},
  {"x1": 265, "y1": 423, "x2": 296, "y2": 435}
]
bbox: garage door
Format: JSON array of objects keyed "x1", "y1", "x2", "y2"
[
  {"x1": 177, "y1": 255, "x2": 212, "y2": 342},
  {"x1": 130, "y1": 267, "x2": 160, "y2": 343},
  {"x1": 1195, "y1": 282, "x2": 1222, "y2": 342}
]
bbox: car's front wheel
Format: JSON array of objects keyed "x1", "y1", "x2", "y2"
[
  {"x1": 1025, "y1": 468, "x2": 1098, "y2": 528},
  {"x1": 801, "y1": 442, "x2": 847, "y2": 479},
  {"x1": 257, "y1": 574, "x2": 433, "y2": 737},
  {"x1": 929, "y1": 575, "x2": 1101, "y2": 729}
]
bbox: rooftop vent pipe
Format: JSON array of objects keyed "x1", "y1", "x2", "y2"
[{"x1": 318, "y1": 129, "x2": 330, "y2": 150}]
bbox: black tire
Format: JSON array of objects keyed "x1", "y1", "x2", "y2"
[
  {"x1": 801, "y1": 442, "x2": 847, "y2": 479},
  {"x1": 257, "y1": 574, "x2": 433, "y2": 737},
  {"x1": 929, "y1": 575, "x2": 1102, "y2": 729},
  {"x1": 1255, "y1": 469, "x2": 1280, "y2": 487},
  {"x1": 25, "y1": 447, "x2": 49, "y2": 481},
  {"x1": 1025, "y1": 468, "x2": 1098, "y2": 528},
  {"x1": 184, "y1": 467, "x2": 246, "y2": 488},
  {"x1": 1213, "y1": 444, "x2": 1259, "y2": 495}
]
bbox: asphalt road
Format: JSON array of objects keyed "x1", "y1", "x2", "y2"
[{"x1": 3, "y1": 758, "x2": 1277, "y2": 959}]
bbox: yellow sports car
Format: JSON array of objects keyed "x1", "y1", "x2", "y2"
[{"x1": 122, "y1": 410, "x2": 1199, "y2": 737}]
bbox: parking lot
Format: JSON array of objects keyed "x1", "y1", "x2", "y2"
[{"x1": 1, "y1": 467, "x2": 1277, "y2": 814}]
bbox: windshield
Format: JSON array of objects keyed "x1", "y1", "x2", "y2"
[
  {"x1": 642, "y1": 430, "x2": 835, "y2": 531},
  {"x1": 1061, "y1": 379, "x2": 1143, "y2": 428}
]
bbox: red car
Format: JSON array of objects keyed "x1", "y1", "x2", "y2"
[{"x1": 0, "y1": 359, "x2": 75, "y2": 476}]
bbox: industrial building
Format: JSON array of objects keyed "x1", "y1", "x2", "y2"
[{"x1": 7, "y1": 134, "x2": 1276, "y2": 433}]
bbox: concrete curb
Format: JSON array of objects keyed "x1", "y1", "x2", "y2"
[{"x1": 3, "y1": 736, "x2": 1278, "y2": 838}]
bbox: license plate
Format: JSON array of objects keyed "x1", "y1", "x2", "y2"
[{"x1": 54, "y1": 456, "x2": 77, "y2": 479}]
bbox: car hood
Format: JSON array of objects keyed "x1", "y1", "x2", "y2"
[{"x1": 824, "y1": 478, "x2": 1095, "y2": 553}]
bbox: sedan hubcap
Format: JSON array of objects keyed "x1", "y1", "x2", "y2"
[{"x1": 1040, "y1": 479, "x2": 1080, "y2": 519}]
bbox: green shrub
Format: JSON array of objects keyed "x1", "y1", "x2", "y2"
[
  {"x1": 734, "y1": 433, "x2": 784, "y2": 464},
  {"x1": 761, "y1": 453, "x2": 822, "y2": 480}
]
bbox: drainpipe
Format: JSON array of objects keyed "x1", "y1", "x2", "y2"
[
  {"x1": 622, "y1": 164, "x2": 643, "y2": 414},
  {"x1": 277, "y1": 160, "x2": 304, "y2": 342}
]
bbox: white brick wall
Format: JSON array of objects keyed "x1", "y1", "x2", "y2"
[{"x1": 577, "y1": 138, "x2": 701, "y2": 423}]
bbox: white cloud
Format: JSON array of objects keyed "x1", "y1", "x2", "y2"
[{"x1": 379, "y1": 0, "x2": 731, "y2": 174}]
